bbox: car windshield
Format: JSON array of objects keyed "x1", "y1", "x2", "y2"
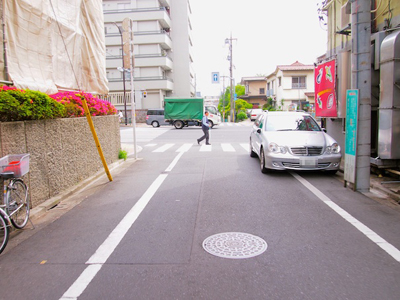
[{"x1": 265, "y1": 115, "x2": 321, "y2": 132}]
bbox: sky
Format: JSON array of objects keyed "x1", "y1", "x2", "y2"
[{"x1": 190, "y1": 0, "x2": 327, "y2": 97}]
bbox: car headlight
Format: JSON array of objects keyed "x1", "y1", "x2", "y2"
[
  {"x1": 268, "y1": 142, "x2": 287, "y2": 154},
  {"x1": 325, "y1": 143, "x2": 340, "y2": 154}
]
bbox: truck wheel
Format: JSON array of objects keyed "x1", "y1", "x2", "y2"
[
  {"x1": 174, "y1": 120, "x2": 184, "y2": 129},
  {"x1": 151, "y1": 121, "x2": 159, "y2": 128},
  {"x1": 209, "y1": 120, "x2": 214, "y2": 128}
]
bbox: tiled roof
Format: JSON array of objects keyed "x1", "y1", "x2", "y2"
[
  {"x1": 241, "y1": 76, "x2": 267, "y2": 81},
  {"x1": 277, "y1": 61, "x2": 314, "y2": 71}
]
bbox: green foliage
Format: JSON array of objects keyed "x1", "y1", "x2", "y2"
[
  {"x1": 119, "y1": 149, "x2": 128, "y2": 161},
  {"x1": 262, "y1": 97, "x2": 277, "y2": 111},
  {"x1": 0, "y1": 86, "x2": 117, "y2": 122},
  {"x1": 218, "y1": 84, "x2": 248, "y2": 120},
  {"x1": 0, "y1": 86, "x2": 65, "y2": 122},
  {"x1": 237, "y1": 111, "x2": 247, "y2": 121}
]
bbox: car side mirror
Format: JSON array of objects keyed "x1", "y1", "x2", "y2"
[{"x1": 257, "y1": 128, "x2": 261, "y2": 134}]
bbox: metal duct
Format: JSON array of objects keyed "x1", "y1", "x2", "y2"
[{"x1": 378, "y1": 30, "x2": 400, "y2": 159}]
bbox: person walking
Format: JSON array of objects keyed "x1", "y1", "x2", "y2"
[{"x1": 197, "y1": 111, "x2": 211, "y2": 145}]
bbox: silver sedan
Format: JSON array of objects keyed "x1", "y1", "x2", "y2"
[{"x1": 250, "y1": 111, "x2": 341, "y2": 174}]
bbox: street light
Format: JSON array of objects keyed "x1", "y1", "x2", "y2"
[{"x1": 113, "y1": 22, "x2": 128, "y2": 125}]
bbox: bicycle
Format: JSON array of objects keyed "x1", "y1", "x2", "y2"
[{"x1": 0, "y1": 154, "x2": 30, "y2": 254}]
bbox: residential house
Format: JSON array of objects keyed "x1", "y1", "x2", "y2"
[
  {"x1": 266, "y1": 61, "x2": 315, "y2": 112},
  {"x1": 240, "y1": 77, "x2": 267, "y2": 108},
  {"x1": 102, "y1": 0, "x2": 195, "y2": 113}
]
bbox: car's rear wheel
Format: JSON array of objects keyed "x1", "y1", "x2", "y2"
[
  {"x1": 151, "y1": 121, "x2": 159, "y2": 128},
  {"x1": 250, "y1": 139, "x2": 257, "y2": 157},
  {"x1": 260, "y1": 148, "x2": 270, "y2": 174},
  {"x1": 174, "y1": 120, "x2": 184, "y2": 129}
]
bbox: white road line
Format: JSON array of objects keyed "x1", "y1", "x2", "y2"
[
  {"x1": 221, "y1": 143, "x2": 235, "y2": 152},
  {"x1": 60, "y1": 151, "x2": 187, "y2": 299},
  {"x1": 240, "y1": 143, "x2": 249, "y2": 152},
  {"x1": 226, "y1": 123, "x2": 233, "y2": 126},
  {"x1": 176, "y1": 143, "x2": 193, "y2": 153},
  {"x1": 200, "y1": 144, "x2": 212, "y2": 152},
  {"x1": 291, "y1": 172, "x2": 400, "y2": 263},
  {"x1": 145, "y1": 143, "x2": 157, "y2": 147},
  {"x1": 153, "y1": 143, "x2": 174, "y2": 152}
]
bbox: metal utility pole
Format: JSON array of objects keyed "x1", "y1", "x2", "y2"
[
  {"x1": 113, "y1": 22, "x2": 128, "y2": 125},
  {"x1": 122, "y1": 18, "x2": 137, "y2": 159},
  {"x1": 221, "y1": 75, "x2": 229, "y2": 122},
  {"x1": 225, "y1": 34, "x2": 237, "y2": 122},
  {"x1": 351, "y1": 0, "x2": 371, "y2": 192}
]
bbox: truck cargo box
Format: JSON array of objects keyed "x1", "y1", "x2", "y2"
[{"x1": 164, "y1": 98, "x2": 203, "y2": 121}]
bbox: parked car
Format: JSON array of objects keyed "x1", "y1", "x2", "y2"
[
  {"x1": 146, "y1": 109, "x2": 169, "y2": 127},
  {"x1": 249, "y1": 111, "x2": 341, "y2": 174},
  {"x1": 250, "y1": 109, "x2": 263, "y2": 121}
]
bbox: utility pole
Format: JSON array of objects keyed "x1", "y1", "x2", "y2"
[
  {"x1": 221, "y1": 75, "x2": 229, "y2": 122},
  {"x1": 113, "y1": 22, "x2": 128, "y2": 125},
  {"x1": 225, "y1": 34, "x2": 237, "y2": 122},
  {"x1": 351, "y1": 0, "x2": 371, "y2": 192}
]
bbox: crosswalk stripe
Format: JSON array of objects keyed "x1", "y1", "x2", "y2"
[
  {"x1": 176, "y1": 143, "x2": 193, "y2": 152},
  {"x1": 221, "y1": 143, "x2": 235, "y2": 152},
  {"x1": 200, "y1": 144, "x2": 212, "y2": 152},
  {"x1": 153, "y1": 143, "x2": 174, "y2": 152},
  {"x1": 240, "y1": 143, "x2": 250, "y2": 152}
]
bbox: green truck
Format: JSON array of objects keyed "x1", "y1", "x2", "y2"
[{"x1": 164, "y1": 97, "x2": 221, "y2": 129}]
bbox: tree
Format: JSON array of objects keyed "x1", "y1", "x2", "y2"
[
  {"x1": 262, "y1": 97, "x2": 277, "y2": 111},
  {"x1": 218, "y1": 84, "x2": 249, "y2": 121}
]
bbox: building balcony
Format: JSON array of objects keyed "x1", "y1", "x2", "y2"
[
  {"x1": 106, "y1": 31, "x2": 172, "y2": 50},
  {"x1": 106, "y1": 54, "x2": 172, "y2": 70},
  {"x1": 107, "y1": 76, "x2": 174, "y2": 92},
  {"x1": 104, "y1": 7, "x2": 171, "y2": 29},
  {"x1": 135, "y1": 54, "x2": 173, "y2": 70}
]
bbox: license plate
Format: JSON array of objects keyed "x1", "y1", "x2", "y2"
[{"x1": 300, "y1": 157, "x2": 317, "y2": 167}]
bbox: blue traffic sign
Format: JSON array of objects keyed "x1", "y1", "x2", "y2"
[{"x1": 211, "y1": 72, "x2": 219, "y2": 84}]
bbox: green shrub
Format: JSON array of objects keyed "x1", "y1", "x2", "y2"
[
  {"x1": 237, "y1": 112, "x2": 247, "y2": 121},
  {"x1": 0, "y1": 86, "x2": 117, "y2": 122},
  {"x1": 118, "y1": 149, "x2": 128, "y2": 161},
  {"x1": 0, "y1": 86, "x2": 65, "y2": 122}
]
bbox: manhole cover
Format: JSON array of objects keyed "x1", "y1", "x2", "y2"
[{"x1": 202, "y1": 232, "x2": 268, "y2": 259}]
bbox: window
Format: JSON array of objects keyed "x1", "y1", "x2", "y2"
[
  {"x1": 292, "y1": 77, "x2": 306, "y2": 89},
  {"x1": 259, "y1": 88, "x2": 265, "y2": 94},
  {"x1": 278, "y1": 77, "x2": 281, "y2": 86}
]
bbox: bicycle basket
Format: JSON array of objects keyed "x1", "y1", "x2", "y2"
[{"x1": 0, "y1": 154, "x2": 30, "y2": 177}]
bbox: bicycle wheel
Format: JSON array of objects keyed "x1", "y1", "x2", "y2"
[
  {"x1": 7, "y1": 179, "x2": 29, "y2": 229},
  {"x1": 0, "y1": 213, "x2": 9, "y2": 254}
]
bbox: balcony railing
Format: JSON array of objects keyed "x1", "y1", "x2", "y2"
[
  {"x1": 104, "y1": 7, "x2": 169, "y2": 15},
  {"x1": 99, "y1": 92, "x2": 132, "y2": 105}
]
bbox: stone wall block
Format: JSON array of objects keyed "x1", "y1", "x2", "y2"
[
  {"x1": 25, "y1": 120, "x2": 49, "y2": 207},
  {"x1": 0, "y1": 115, "x2": 120, "y2": 208}
]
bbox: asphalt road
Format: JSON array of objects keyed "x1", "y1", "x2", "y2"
[{"x1": 1, "y1": 122, "x2": 400, "y2": 300}]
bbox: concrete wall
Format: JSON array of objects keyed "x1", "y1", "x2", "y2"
[{"x1": 0, "y1": 115, "x2": 120, "y2": 208}]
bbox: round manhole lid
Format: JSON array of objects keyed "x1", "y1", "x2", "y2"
[{"x1": 202, "y1": 232, "x2": 268, "y2": 259}]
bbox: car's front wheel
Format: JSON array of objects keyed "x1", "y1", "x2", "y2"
[{"x1": 260, "y1": 148, "x2": 270, "y2": 174}]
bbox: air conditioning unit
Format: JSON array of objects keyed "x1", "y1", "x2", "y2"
[{"x1": 340, "y1": 2, "x2": 351, "y2": 29}]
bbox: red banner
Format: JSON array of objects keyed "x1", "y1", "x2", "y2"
[{"x1": 314, "y1": 60, "x2": 337, "y2": 117}]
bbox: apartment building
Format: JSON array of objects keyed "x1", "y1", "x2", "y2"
[
  {"x1": 240, "y1": 77, "x2": 267, "y2": 108},
  {"x1": 103, "y1": 0, "x2": 195, "y2": 111},
  {"x1": 266, "y1": 61, "x2": 315, "y2": 111}
]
